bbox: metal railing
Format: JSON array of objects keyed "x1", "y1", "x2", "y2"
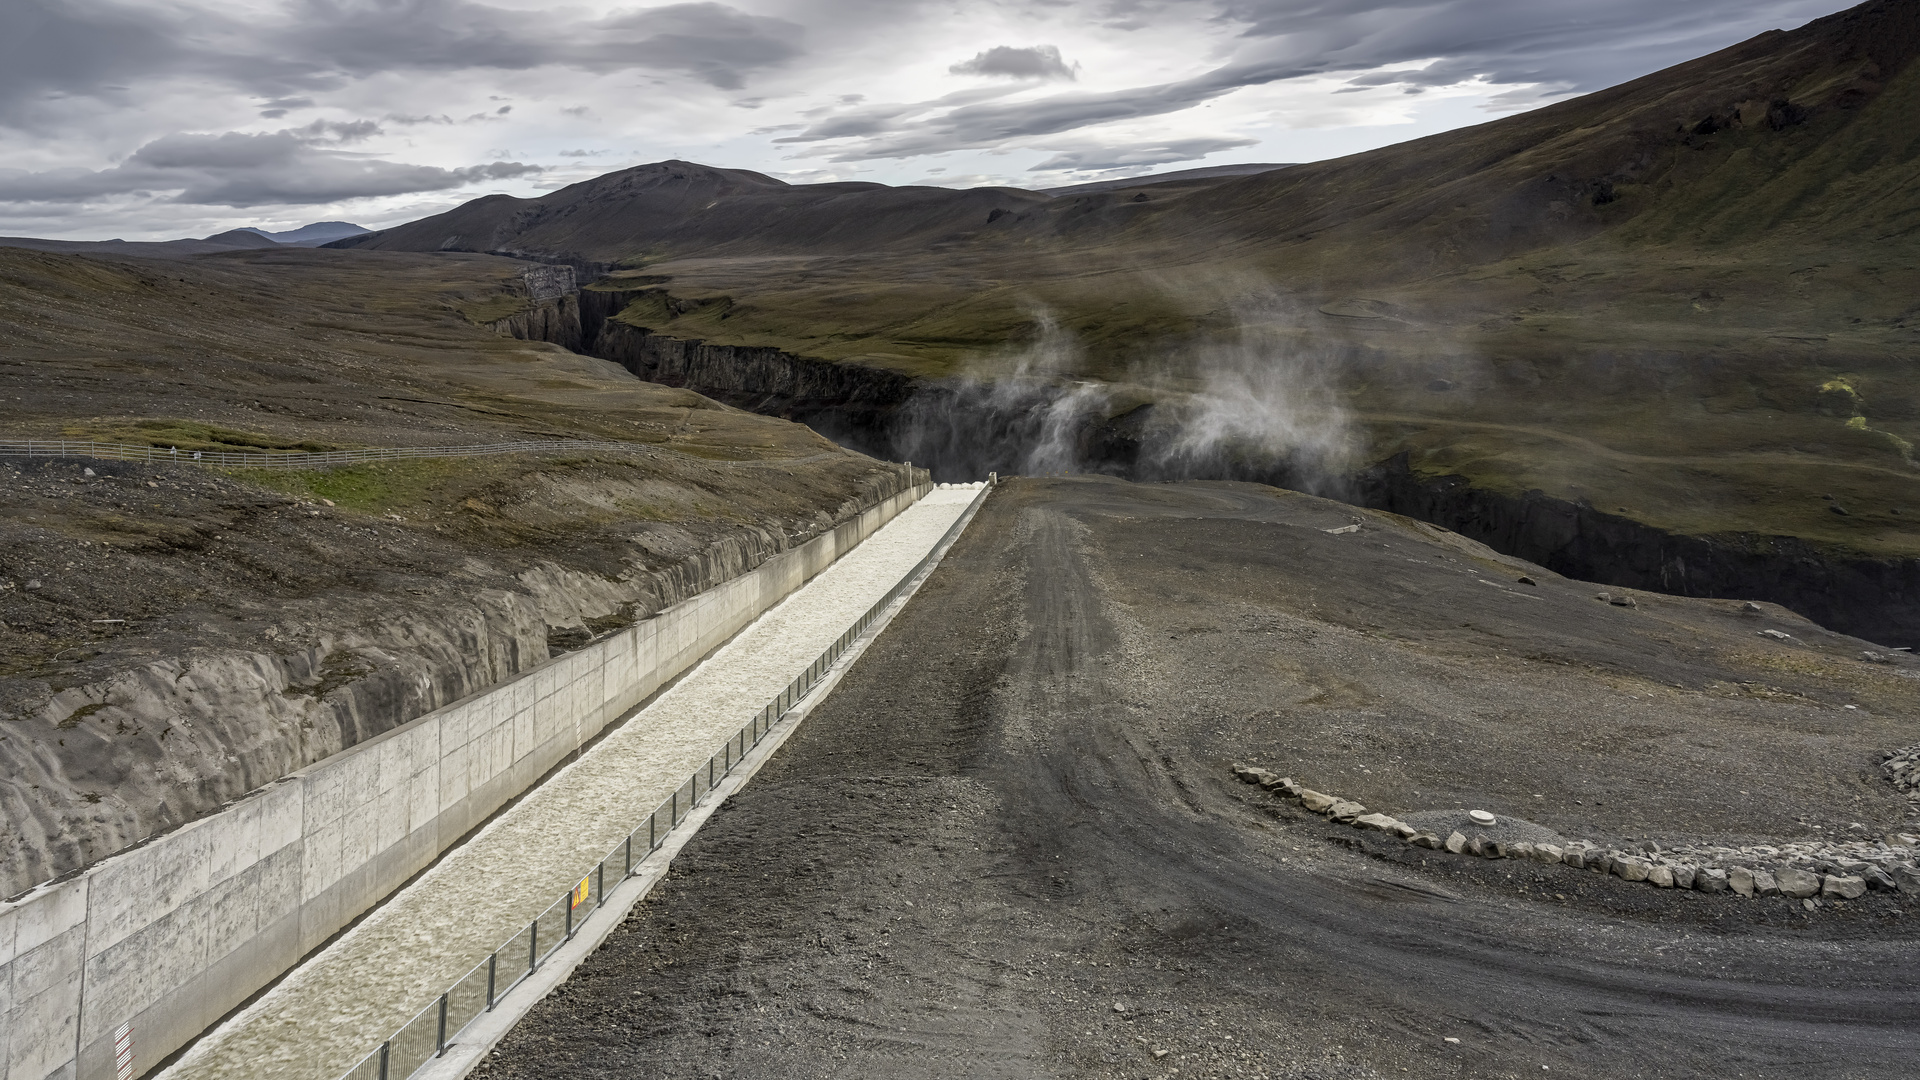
[
  {"x1": 333, "y1": 479, "x2": 993, "y2": 1080},
  {"x1": 0, "y1": 438, "x2": 847, "y2": 471}
]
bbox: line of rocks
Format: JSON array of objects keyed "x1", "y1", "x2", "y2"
[{"x1": 1231, "y1": 765, "x2": 1920, "y2": 905}]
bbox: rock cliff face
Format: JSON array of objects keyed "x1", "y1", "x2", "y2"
[
  {"x1": 491, "y1": 301, "x2": 1920, "y2": 648},
  {"x1": 590, "y1": 319, "x2": 918, "y2": 455},
  {"x1": 1354, "y1": 454, "x2": 1920, "y2": 648}
]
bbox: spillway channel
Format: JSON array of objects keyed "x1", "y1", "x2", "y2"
[{"x1": 160, "y1": 485, "x2": 987, "y2": 1080}]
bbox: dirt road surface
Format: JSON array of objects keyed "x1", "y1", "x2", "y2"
[{"x1": 473, "y1": 477, "x2": 1920, "y2": 1080}]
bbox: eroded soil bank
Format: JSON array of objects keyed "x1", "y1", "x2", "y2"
[{"x1": 474, "y1": 477, "x2": 1920, "y2": 1080}]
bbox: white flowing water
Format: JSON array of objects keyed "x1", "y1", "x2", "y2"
[{"x1": 163, "y1": 485, "x2": 985, "y2": 1080}]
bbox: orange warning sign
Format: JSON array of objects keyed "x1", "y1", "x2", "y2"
[{"x1": 571, "y1": 877, "x2": 590, "y2": 908}]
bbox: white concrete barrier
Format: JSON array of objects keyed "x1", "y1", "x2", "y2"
[{"x1": 0, "y1": 484, "x2": 927, "y2": 1080}]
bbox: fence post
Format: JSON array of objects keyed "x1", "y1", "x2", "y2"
[
  {"x1": 436, "y1": 992, "x2": 449, "y2": 1056},
  {"x1": 565, "y1": 893, "x2": 574, "y2": 939},
  {"x1": 529, "y1": 919, "x2": 539, "y2": 972},
  {"x1": 378, "y1": 1041, "x2": 390, "y2": 1080},
  {"x1": 486, "y1": 953, "x2": 497, "y2": 1011},
  {"x1": 624, "y1": 835, "x2": 633, "y2": 877},
  {"x1": 596, "y1": 861, "x2": 604, "y2": 911}
]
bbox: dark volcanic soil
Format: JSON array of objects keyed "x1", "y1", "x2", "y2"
[{"x1": 473, "y1": 477, "x2": 1920, "y2": 1079}]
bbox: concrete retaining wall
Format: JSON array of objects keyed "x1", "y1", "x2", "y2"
[{"x1": 0, "y1": 484, "x2": 927, "y2": 1080}]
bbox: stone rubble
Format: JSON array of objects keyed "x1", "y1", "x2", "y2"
[
  {"x1": 1882, "y1": 742, "x2": 1920, "y2": 814},
  {"x1": 1230, "y1": 764, "x2": 1920, "y2": 904}
]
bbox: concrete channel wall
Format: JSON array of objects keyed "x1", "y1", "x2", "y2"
[{"x1": 0, "y1": 484, "x2": 928, "y2": 1080}]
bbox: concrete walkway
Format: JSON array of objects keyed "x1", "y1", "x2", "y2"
[{"x1": 160, "y1": 485, "x2": 986, "y2": 1080}]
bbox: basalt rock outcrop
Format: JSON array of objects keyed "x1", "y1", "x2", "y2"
[{"x1": 1355, "y1": 453, "x2": 1920, "y2": 647}]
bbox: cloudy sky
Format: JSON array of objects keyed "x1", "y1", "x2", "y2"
[{"x1": 1, "y1": 0, "x2": 1844, "y2": 239}]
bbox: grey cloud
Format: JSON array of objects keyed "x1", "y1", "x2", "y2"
[
  {"x1": 950, "y1": 45, "x2": 1078, "y2": 81},
  {"x1": 0, "y1": 126, "x2": 539, "y2": 207},
  {"x1": 293, "y1": 119, "x2": 382, "y2": 142},
  {"x1": 1027, "y1": 137, "x2": 1258, "y2": 172},
  {"x1": 780, "y1": 0, "x2": 1835, "y2": 161}
]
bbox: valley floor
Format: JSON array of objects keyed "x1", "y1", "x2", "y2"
[{"x1": 473, "y1": 477, "x2": 1920, "y2": 1079}]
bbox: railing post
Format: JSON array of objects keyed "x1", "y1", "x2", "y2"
[
  {"x1": 529, "y1": 918, "x2": 539, "y2": 971},
  {"x1": 378, "y1": 1041, "x2": 390, "y2": 1080},
  {"x1": 596, "y1": 861, "x2": 604, "y2": 910},
  {"x1": 436, "y1": 992, "x2": 448, "y2": 1056},
  {"x1": 624, "y1": 835, "x2": 633, "y2": 877},
  {"x1": 486, "y1": 952, "x2": 497, "y2": 1011},
  {"x1": 565, "y1": 893, "x2": 574, "y2": 939}
]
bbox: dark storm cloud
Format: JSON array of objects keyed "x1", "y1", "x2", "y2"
[
  {"x1": 260, "y1": 0, "x2": 803, "y2": 91},
  {"x1": 782, "y1": 0, "x2": 1836, "y2": 160},
  {"x1": 0, "y1": 1, "x2": 198, "y2": 120},
  {"x1": 0, "y1": 125, "x2": 540, "y2": 207},
  {"x1": 0, "y1": 0, "x2": 805, "y2": 122},
  {"x1": 950, "y1": 45, "x2": 1079, "y2": 81}
]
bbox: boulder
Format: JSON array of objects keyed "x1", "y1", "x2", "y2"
[
  {"x1": 1890, "y1": 862, "x2": 1920, "y2": 892},
  {"x1": 1328, "y1": 799, "x2": 1367, "y2": 823},
  {"x1": 1562, "y1": 847, "x2": 1588, "y2": 870},
  {"x1": 1263, "y1": 777, "x2": 1302, "y2": 798},
  {"x1": 1354, "y1": 813, "x2": 1400, "y2": 832},
  {"x1": 1775, "y1": 867, "x2": 1821, "y2": 899},
  {"x1": 1298, "y1": 790, "x2": 1336, "y2": 813},
  {"x1": 1671, "y1": 864, "x2": 1697, "y2": 889},
  {"x1": 1728, "y1": 867, "x2": 1755, "y2": 897},
  {"x1": 1696, "y1": 868, "x2": 1730, "y2": 893},
  {"x1": 1822, "y1": 874, "x2": 1867, "y2": 900},
  {"x1": 1648, "y1": 865, "x2": 1675, "y2": 888},
  {"x1": 1509, "y1": 841, "x2": 1536, "y2": 860},
  {"x1": 1412, "y1": 832, "x2": 1444, "y2": 849},
  {"x1": 1391, "y1": 821, "x2": 1419, "y2": 840},
  {"x1": 1533, "y1": 844, "x2": 1564, "y2": 865},
  {"x1": 1753, "y1": 870, "x2": 1779, "y2": 896},
  {"x1": 1863, "y1": 866, "x2": 1897, "y2": 892},
  {"x1": 1466, "y1": 835, "x2": 1488, "y2": 857},
  {"x1": 1233, "y1": 765, "x2": 1275, "y2": 785},
  {"x1": 1611, "y1": 856, "x2": 1651, "y2": 882},
  {"x1": 1445, "y1": 831, "x2": 1468, "y2": 854}
]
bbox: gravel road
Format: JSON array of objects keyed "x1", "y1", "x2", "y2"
[{"x1": 473, "y1": 477, "x2": 1920, "y2": 1080}]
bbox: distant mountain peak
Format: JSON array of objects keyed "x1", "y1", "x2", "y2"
[{"x1": 238, "y1": 221, "x2": 373, "y2": 245}]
